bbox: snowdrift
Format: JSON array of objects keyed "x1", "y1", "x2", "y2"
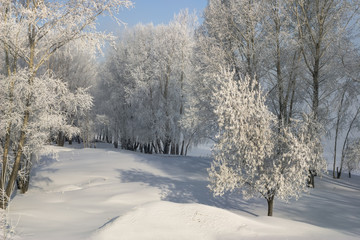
[{"x1": 7, "y1": 144, "x2": 360, "y2": 239}]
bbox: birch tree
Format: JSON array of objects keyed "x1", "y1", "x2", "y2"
[{"x1": 291, "y1": 0, "x2": 359, "y2": 185}]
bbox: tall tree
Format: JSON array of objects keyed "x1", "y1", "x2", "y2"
[{"x1": 291, "y1": 0, "x2": 358, "y2": 185}]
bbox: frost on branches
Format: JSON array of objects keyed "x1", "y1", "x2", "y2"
[
  {"x1": 0, "y1": 0, "x2": 132, "y2": 209},
  {"x1": 343, "y1": 140, "x2": 360, "y2": 178},
  {"x1": 208, "y1": 69, "x2": 326, "y2": 216}
]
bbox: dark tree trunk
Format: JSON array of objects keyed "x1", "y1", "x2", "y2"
[
  {"x1": 163, "y1": 138, "x2": 171, "y2": 155},
  {"x1": 176, "y1": 143, "x2": 180, "y2": 155},
  {"x1": 267, "y1": 197, "x2": 274, "y2": 217},
  {"x1": 337, "y1": 167, "x2": 342, "y2": 179},
  {"x1": 133, "y1": 142, "x2": 139, "y2": 151},
  {"x1": 156, "y1": 139, "x2": 163, "y2": 154},
  {"x1": 308, "y1": 170, "x2": 315, "y2": 188},
  {"x1": 180, "y1": 140, "x2": 185, "y2": 156},
  {"x1": 170, "y1": 143, "x2": 176, "y2": 155},
  {"x1": 57, "y1": 131, "x2": 65, "y2": 147},
  {"x1": 349, "y1": 171, "x2": 351, "y2": 178},
  {"x1": 147, "y1": 143, "x2": 152, "y2": 154}
]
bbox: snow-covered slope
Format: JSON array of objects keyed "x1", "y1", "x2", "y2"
[{"x1": 7, "y1": 144, "x2": 360, "y2": 239}]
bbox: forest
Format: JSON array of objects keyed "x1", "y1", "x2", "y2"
[{"x1": 1, "y1": 0, "x2": 360, "y2": 224}]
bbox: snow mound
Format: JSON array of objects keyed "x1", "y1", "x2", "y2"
[{"x1": 91, "y1": 201, "x2": 349, "y2": 240}]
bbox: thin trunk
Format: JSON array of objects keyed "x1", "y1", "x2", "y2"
[
  {"x1": 338, "y1": 106, "x2": 360, "y2": 179},
  {"x1": 180, "y1": 140, "x2": 185, "y2": 156},
  {"x1": 267, "y1": 196, "x2": 274, "y2": 217},
  {"x1": 185, "y1": 140, "x2": 191, "y2": 156},
  {"x1": 286, "y1": 51, "x2": 300, "y2": 125},
  {"x1": 274, "y1": 5, "x2": 285, "y2": 126},
  {"x1": 170, "y1": 142, "x2": 176, "y2": 155},
  {"x1": 308, "y1": 170, "x2": 315, "y2": 188},
  {"x1": 1, "y1": 22, "x2": 36, "y2": 208},
  {"x1": 1, "y1": 110, "x2": 30, "y2": 208},
  {"x1": 176, "y1": 143, "x2": 180, "y2": 155},
  {"x1": 333, "y1": 90, "x2": 346, "y2": 178},
  {"x1": 163, "y1": 138, "x2": 171, "y2": 155}
]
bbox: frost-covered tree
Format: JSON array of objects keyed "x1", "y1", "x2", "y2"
[
  {"x1": 291, "y1": 0, "x2": 360, "y2": 183},
  {"x1": 0, "y1": 0, "x2": 132, "y2": 208},
  {"x1": 329, "y1": 35, "x2": 360, "y2": 179},
  {"x1": 97, "y1": 11, "x2": 196, "y2": 154},
  {"x1": 203, "y1": 0, "x2": 267, "y2": 81},
  {"x1": 47, "y1": 42, "x2": 98, "y2": 146},
  {"x1": 343, "y1": 140, "x2": 360, "y2": 178},
  {"x1": 208, "y1": 69, "x2": 325, "y2": 216}
]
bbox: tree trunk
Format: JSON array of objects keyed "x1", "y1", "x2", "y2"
[
  {"x1": 267, "y1": 197, "x2": 274, "y2": 217},
  {"x1": 308, "y1": 170, "x2": 315, "y2": 188},
  {"x1": 336, "y1": 167, "x2": 342, "y2": 179},
  {"x1": 333, "y1": 90, "x2": 346, "y2": 178},
  {"x1": 1, "y1": 123, "x2": 11, "y2": 192},
  {"x1": 152, "y1": 142, "x2": 158, "y2": 154},
  {"x1": 170, "y1": 142, "x2": 176, "y2": 155},
  {"x1": 1, "y1": 110, "x2": 30, "y2": 209},
  {"x1": 348, "y1": 171, "x2": 351, "y2": 178},
  {"x1": 338, "y1": 107, "x2": 360, "y2": 179},
  {"x1": 176, "y1": 143, "x2": 180, "y2": 155},
  {"x1": 180, "y1": 140, "x2": 185, "y2": 156},
  {"x1": 185, "y1": 141, "x2": 191, "y2": 156},
  {"x1": 163, "y1": 138, "x2": 171, "y2": 155},
  {"x1": 57, "y1": 131, "x2": 65, "y2": 147},
  {"x1": 17, "y1": 154, "x2": 32, "y2": 194}
]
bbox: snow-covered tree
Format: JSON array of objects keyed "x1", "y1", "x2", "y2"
[
  {"x1": 330, "y1": 36, "x2": 360, "y2": 179},
  {"x1": 0, "y1": 0, "x2": 133, "y2": 208},
  {"x1": 203, "y1": 0, "x2": 267, "y2": 81},
  {"x1": 97, "y1": 11, "x2": 196, "y2": 154},
  {"x1": 47, "y1": 42, "x2": 98, "y2": 146},
  {"x1": 208, "y1": 69, "x2": 325, "y2": 216},
  {"x1": 291, "y1": 0, "x2": 359, "y2": 183},
  {"x1": 343, "y1": 140, "x2": 360, "y2": 178}
]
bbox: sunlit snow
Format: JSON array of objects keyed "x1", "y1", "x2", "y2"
[{"x1": 6, "y1": 144, "x2": 360, "y2": 240}]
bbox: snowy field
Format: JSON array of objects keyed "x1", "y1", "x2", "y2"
[{"x1": 6, "y1": 144, "x2": 360, "y2": 239}]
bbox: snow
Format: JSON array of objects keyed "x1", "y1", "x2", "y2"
[{"x1": 7, "y1": 143, "x2": 360, "y2": 239}]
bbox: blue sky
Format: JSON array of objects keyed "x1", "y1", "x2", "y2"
[{"x1": 97, "y1": 0, "x2": 208, "y2": 34}]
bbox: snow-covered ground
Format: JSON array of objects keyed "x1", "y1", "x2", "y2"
[{"x1": 6, "y1": 144, "x2": 360, "y2": 239}]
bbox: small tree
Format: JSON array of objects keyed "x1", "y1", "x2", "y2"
[
  {"x1": 208, "y1": 69, "x2": 324, "y2": 216},
  {"x1": 344, "y1": 140, "x2": 360, "y2": 178}
]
